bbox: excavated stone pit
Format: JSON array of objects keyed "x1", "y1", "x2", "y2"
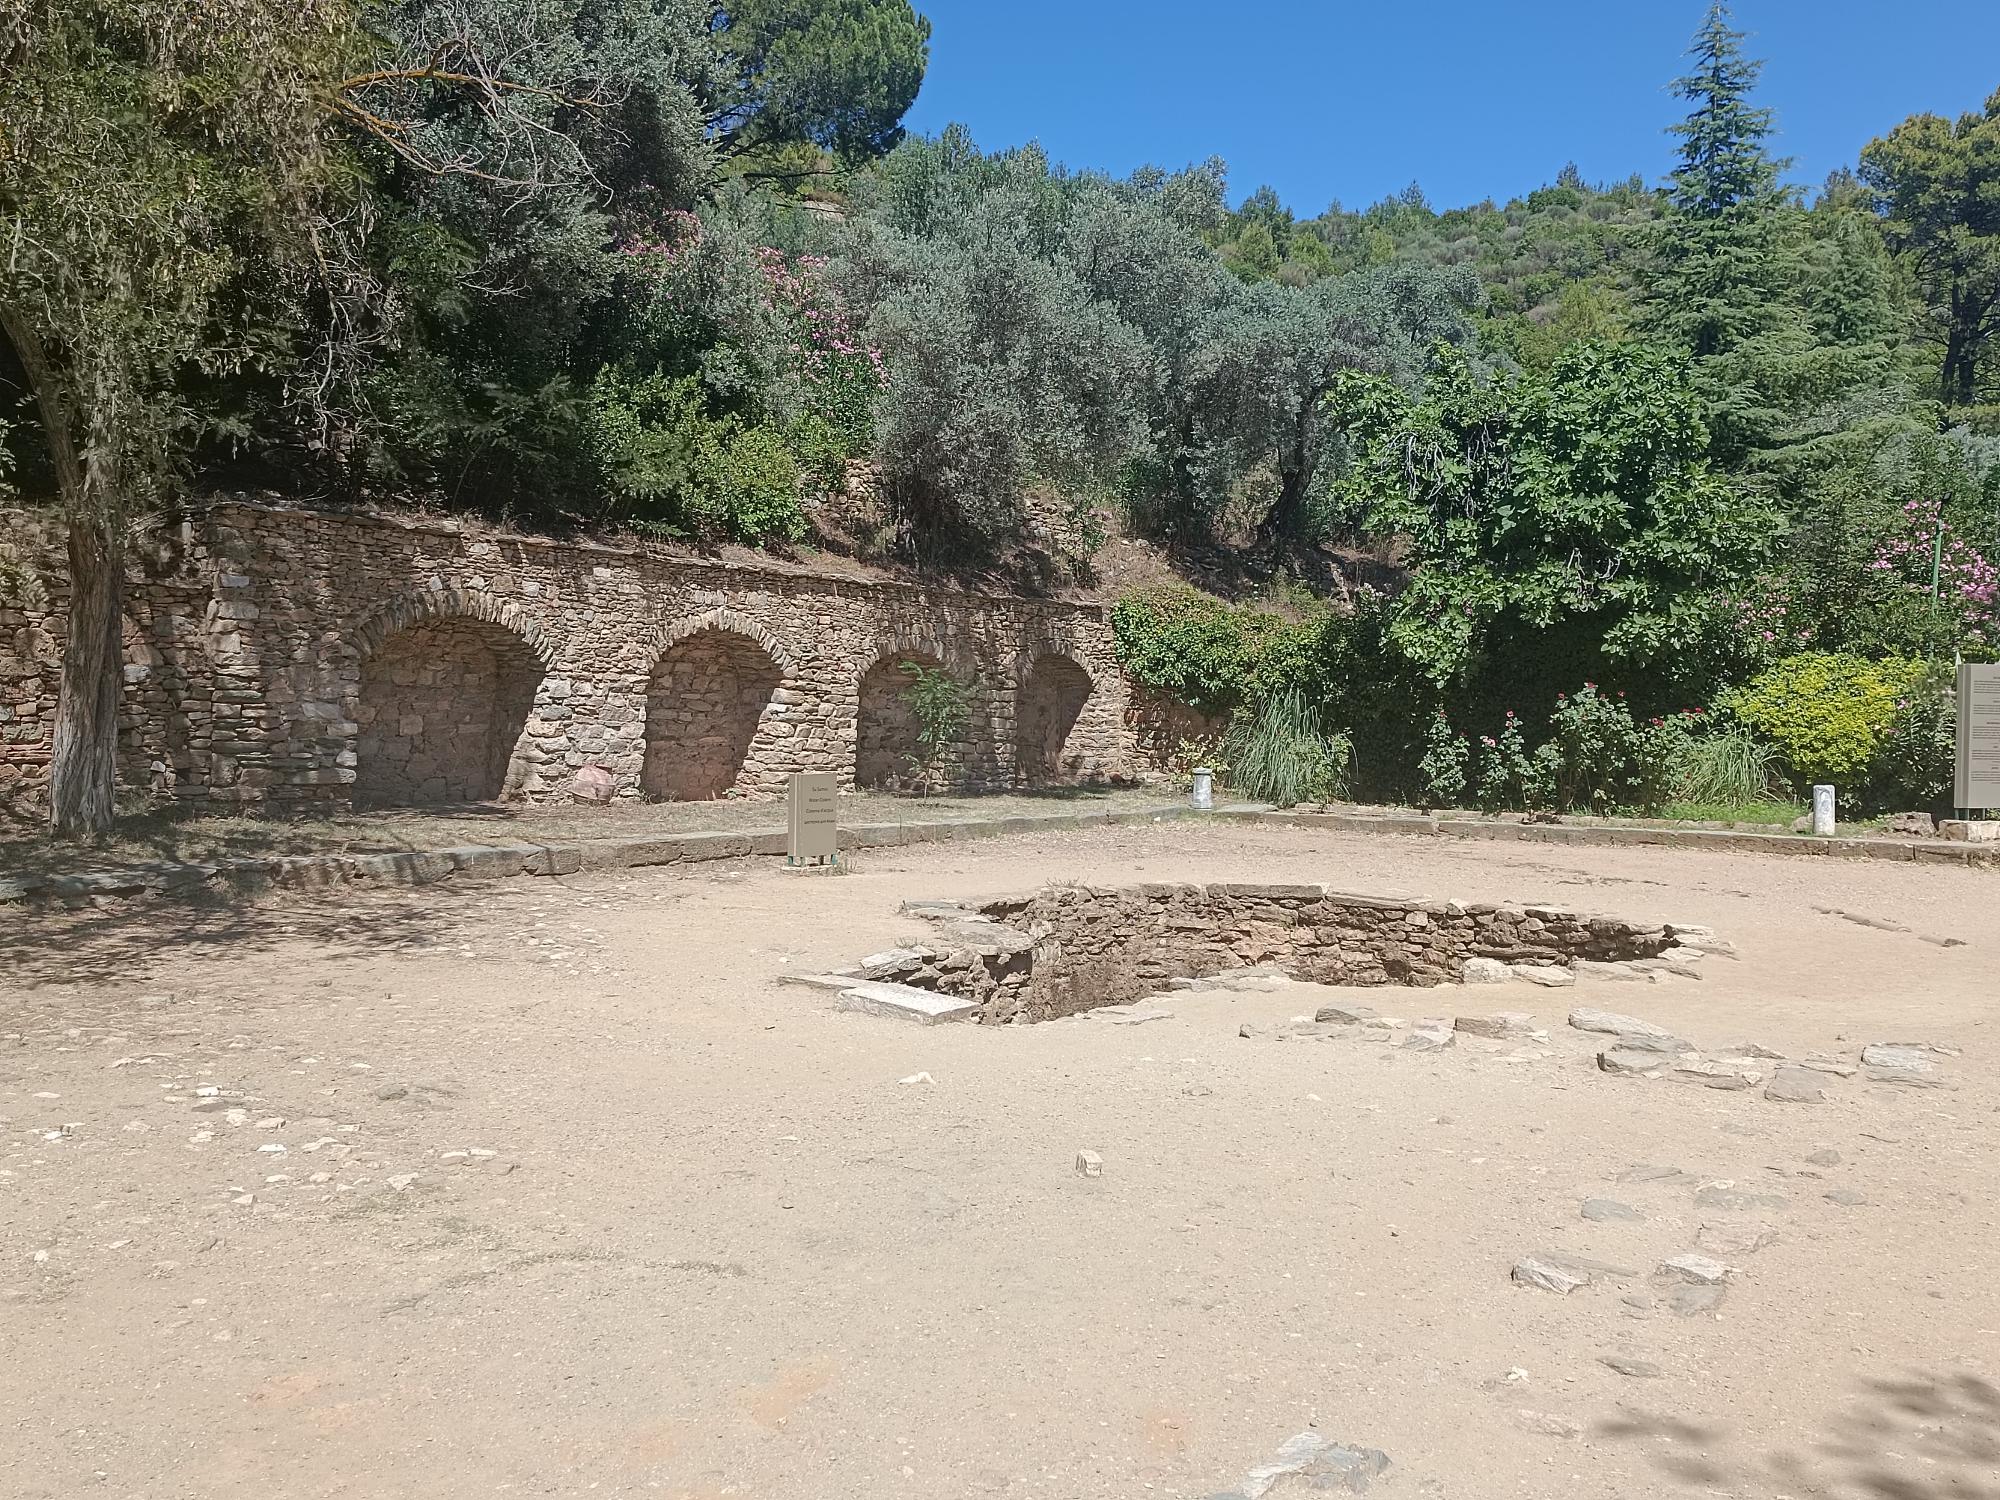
[{"x1": 848, "y1": 882, "x2": 1695, "y2": 1025}]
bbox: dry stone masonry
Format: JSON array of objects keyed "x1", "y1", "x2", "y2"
[
  {"x1": 0, "y1": 501, "x2": 1163, "y2": 813},
  {"x1": 842, "y1": 882, "x2": 1685, "y2": 1024}
]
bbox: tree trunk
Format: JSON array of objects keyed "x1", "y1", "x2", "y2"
[
  {"x1": 48, "y1": 517, "x2": 125, "y2": 836},
  {"x1": 1945, "y1": 288, "x2": 1979, "y2": 406},
  {"x1": 0, "y1": 300, "x2": 125, "y2": 837}
]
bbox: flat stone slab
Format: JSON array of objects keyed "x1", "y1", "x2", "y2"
[
  {"x1": 779, "y1": 972, "x2": 869, "y2": 992},
  {"x1": 1224, "y1": 1431, "x2": 1391, "y2": 1498},
  {"x1": 833, "y1": 980, "x2": 980, "y2": 1025},
  {"x1": 1454, "y1": 1012, "x2": 1540, "y2": 1040},
  {"x1": 1570, "y1": 1008, "x2": 1678, "y2": 1039},
  {"x1": 1601, "y1": 1355, "x2": 1665, "y2": 1379},
  {"x1": 1512, "y1": 1251, "x2": 1639, "y2": 1294},
  {"x1": 1659, "y1": 1252, "x2": 1734, "y2": 1284},
  {"x1": 1861, "y1": 1044, "x2": 1945, "y2": 1086},
  {"x1": 1512, "y1": 965, "x2": 1576, "y2": 988},
  {"x1": 1764, "y1": 1065, "x2": 1827, "y2": 1103},
  {"x1": 1581, "y1": 1198, "x2": 1645, "y2": 1222}
]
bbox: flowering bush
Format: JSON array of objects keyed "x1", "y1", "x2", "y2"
[
  {"x1": 1867, "y1": 498, "x2": 1999, "y2": 652},
  {"x1": 755, "y1": 246, "x2": 886, "y2": 457}
]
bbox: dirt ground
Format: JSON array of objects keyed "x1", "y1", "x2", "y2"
[{"x1": 2, "y1": 822, "x2": 1995, "y2": 1500}]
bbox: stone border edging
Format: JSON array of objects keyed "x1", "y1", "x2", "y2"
[
  {"x1": 7, "y1": 798, "x2": 1992, "y2": 909},
  {"x1": 0, "y1": 804, "x2": 1210, "y2": 907},
  {"x1": 1230, "y1": 808, "x2": 2000, "y2": 867}
]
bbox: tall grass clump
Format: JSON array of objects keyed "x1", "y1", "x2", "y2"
[
  {"x1": 1222, "y1": 689, "x2": 1352, "y2": 807},
  {"x1": 1671, "y1": 727, "x2": 1782, "y2": 806}
]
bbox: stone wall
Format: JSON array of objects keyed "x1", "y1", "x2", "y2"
[
  {"x1": 861, "y1": 883, "x2": 1682, "y2": 1024},
  {"x1": 0, "y1": 501, "x2": 1164, "y2": 814},
  {"x1": 354, "y1": 616, "x2": 544, "y2": 806}
]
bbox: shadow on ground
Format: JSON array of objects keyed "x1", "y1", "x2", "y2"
[
  {"x1": 1603, "y1": 1369, "x2": 2000, "y2": 1498},
  {"x1": 0, "y1": 880, "x2": 494, "y2": 987}
]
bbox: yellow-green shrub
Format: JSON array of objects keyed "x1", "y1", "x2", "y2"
[{"x1": 1722, "y1": 654, "x2": 1923, "y2": 788}]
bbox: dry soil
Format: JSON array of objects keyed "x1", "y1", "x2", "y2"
[{"x1": 2, "y1": 821, "x2": 1995, "y2": 1499}]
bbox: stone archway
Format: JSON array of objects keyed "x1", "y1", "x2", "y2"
[
  {"x1": 355, "y1": 614, "x2": 545, "y2": 806},
  {"x1": 856, "y1": 652, "x2": 946, "y2": 791},
  {"x1": 1017, "y1": 653, "x2": 1094, "y2": 786},
  {"x1": 643, "y1": 627, "x2": 784, "y2": 801}
]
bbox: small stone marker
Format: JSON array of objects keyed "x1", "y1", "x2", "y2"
[
  {"x1": 1074, "y1": 1149, "x2": 1103, "y2": 1178},
  {"x1": 786, "y1": 771, "x2": 839, "y2": 867},
  {"x1": 1956, "y1": 663, "x2": 2000, "y2": 810}
]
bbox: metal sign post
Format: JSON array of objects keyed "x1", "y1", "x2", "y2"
[
  {"x1": 787, "y1": 771, "x2": 840, "y2": 868},
  {"x1": 1956, "y1": 664, "x2": 2000, "y2": 815}
]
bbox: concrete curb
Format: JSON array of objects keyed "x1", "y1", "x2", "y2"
[
  {"x1": 1230, "y1": 809, "x2": 2000, "y2": 867},
  {"x1": 5, "y1": 800, "x2": 1990, "y2": 910},
  {"x1": 0, "y1": 804, "x2": 1210, "y2": 907}
]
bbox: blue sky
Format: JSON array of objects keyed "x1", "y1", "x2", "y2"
[{"x1": 902, "y1": 2, "x2": 2000, "y2": 213}]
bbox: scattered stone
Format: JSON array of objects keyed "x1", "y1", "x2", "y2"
[
  {"x1": 1570, "y1": 1008, "x2": 1677, "y2": 1039},
  {"x1": 1798, "y1": 1055, "x2": 1858, "y2": 1078},
  {"x1": 1659, "y1": 1252, "x2": 1733, "y2": 1285},
  {"x1": 1074, "y1": 1150, "x2": 1103, "y2": 1179},
  {"x1": 1600, "y1": 1356, "x2": 1665, "y2": 1379},
  {"x1": 1694, "y1": 1184, "x2": 1788, "y2": 1212},
  {"x1": 1512, "y1": 1252, "x2": 1636, "y2": 1294},
  {"x1": 1611, "y1": 1032, "x2": 1697, "y2": 1055},
  {"x1": 1824, "y1": 1188, "x2": 1868, "y2": 1207},
  {"x1": 1454, "y1": 1012, "x2": 1539, "y2": 1040},
  {"x1": 1513, "y1": 1410, "x2": 1582, "y2": 1439},
  {"x1": 1401, "y1": 1023, "x2": 1456, "y2": 1053},
  {"x1": 1081, "y1": 1005, "x2": 1171, "y2": 1025},
  {"x1": 1570, "y1": 961, "x2": 1660, "y2": 985},
  {"x1": 1667, "y1": 929, "x2": 1738, "y2": 959},
  {"x1": 1883, "y1": 811, "x2": 1936, "y2": 838},
  {"x1": 1815, "y1": 906, "x2": 1910, "y2": 934},
  {"x1": 1804, "y1": 1149, "x2": 1840, "y2": 1168},
  {"x1": 386, "y1": 1173, "x2": 418, "y2": 1191},
  {"x1": 1599, "y1": 1047, "x2": 1671, "y2": 1077},
  {"x1": 1696, "y1": 1223, "x2": 1776, "y2": 1256},
  {"x1": 1619, "y1": 1164, "x2": 1701, "y2": 1186},
  {"x1": 1227, "y1": 1431, "x2": 1391, "y2": 1499},
  {"x1": 1510, "y1": 964, "x2": 1575, "y2": 988},
  {"x1": 1723, "y1": 1042, "x2": 1787, "y2": 1061},
  {"x1": 1632, "y1": 957, "x2": 1707, "y2": 981},
  {"x1": 373, "y1": 1085, "x2": 408, "y2": 1102},
  {"x1": 1764, "y1": 1066, "x2": 1826, "y2": 1104},
  {"x1": 1668, "y1": 1283, "x2": 1726, "y2": 1316},
  {"x1": 1671, "y1": 1057, "x2": 1764, "y2": 1090},
  {"x1": 857, "y1": 948, "x2": 930, "y2": 978},
  {"x1": 1315, "y1": 1003, "x2": 1381, "y2": 1026},
  {"x1": 896, "y1": 1072, "x2": 934, "y2": 1086},
  {"x1": 1580, "y1": 1198, "x2": 1644, "y2": 1223},
  {"x1": 1462, "y1": 957, "x2": 1513, "y2": 986},
  {"x1": 1861, "y1": 1044, "x2": 1943, "y2": 1086}
]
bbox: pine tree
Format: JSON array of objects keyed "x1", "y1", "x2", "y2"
[{"x1": 1640, "y1": 4, "x2": 1810, "y2": 462}]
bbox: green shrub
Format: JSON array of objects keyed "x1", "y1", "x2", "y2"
[
  {"x1": 1871, "y1": 662, "x2": 1957, "y2": 811},
  {"x1": 586, "y1": 369, "x2": 806, "y2": 545},
  {"x1": 898, "y1": 663, "x2": 974, "y2": 795},
  {"x1": 1109, "y1": 587, "x2": 1262, "y2": 718},
  {"x1": 1723, "y1": 653, "x2": 1924, "y2": 789},
  {"x1": 1221, "y1": 690, "x2": 1352, "y2": 807}
]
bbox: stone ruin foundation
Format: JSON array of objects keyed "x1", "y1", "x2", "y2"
[{"x1": 848, "y1": 882, "x2": 1687, "y2": 1025}]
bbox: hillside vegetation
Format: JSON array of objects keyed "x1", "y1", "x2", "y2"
[{"x1": 3, "y1": 1, "x2": 1997, "y2": 828}]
